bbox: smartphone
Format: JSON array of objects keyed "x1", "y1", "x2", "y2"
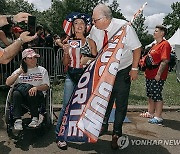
[{"x1": 27, "y1": 16, "x2": 36, "y2": 36}]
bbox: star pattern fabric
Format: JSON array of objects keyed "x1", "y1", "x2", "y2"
[
  {"x1": 63, "y1": 12, "x2": 92, "y2": 36},
  {"x1": 146, "y1": 79, "x2": 164, "y2": 102}
]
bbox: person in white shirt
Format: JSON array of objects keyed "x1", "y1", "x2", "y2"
[
  {"x1": 6, "y1": 48, "x2": 50, "y2": 130},
  {"x1": 0, "y1": 12, "x2": 37, "y2": 64},
  {"x1": 89, "y1": 4, "x2": 142, "y2": 149}
]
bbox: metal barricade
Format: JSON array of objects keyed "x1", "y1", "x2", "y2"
[
  {"x1": 54, "y1": 48, "x2": 65, "y2": 80},
  {"x1": 176, "y1": 60, "x2": 180, "y2": 82},
  {"x1": 0, "y1": 47, "x2": 65, "y2": 86},
  {"x1": 30, "y1": 47, "x2": 65, "y2": 81},
  {"x1": 0, "y1": 52, "x2": 22, "y2": 87}
]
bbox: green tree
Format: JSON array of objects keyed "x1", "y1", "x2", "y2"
[
  {"x1": 5, "y1": 0, "x2": 36, "y2": 15},
  {"x1": 1, "y1": 0, "x2": 126, "y2": 36},
  {"x1": 133, "y1": 12, "x2": 150, "y2": 48},
  {"x1": 0, "y1": 0, "x2": 8, "y2": 14},
  {"x1": 163, "y1": 2, "x2": 180, "y2": 39},
  {"x1": 1, "y1": 0, "x2": 38, "y2": 30},
  {"x1": 50, "y1": 0, "x2": 120, "y2": 34},
  {"x1": 109, "y1": 0, "x2": 125, "y2": 20}
]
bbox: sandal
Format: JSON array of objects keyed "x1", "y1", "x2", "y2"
[
  {"x1": 139, "y1": 112, "x2": 154, "y2": 118},
  {"x1": 57, "y1": 141, "x2": 67, "y2": 150}
]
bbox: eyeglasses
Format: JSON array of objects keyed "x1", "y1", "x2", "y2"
[
  {"x1": 92, "y1": 17, "x2": 104, "y2": 23},
  {"x1": 26, "y1": 57, "x2": 38, "y2": 60}
]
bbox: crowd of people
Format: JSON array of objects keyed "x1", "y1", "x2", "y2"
[{"x1": 0, "y1": 3, "x2": 173, "y2": 151}]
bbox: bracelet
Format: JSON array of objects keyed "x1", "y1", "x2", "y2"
[
  {"x1": 17, "y1": 37, "x2": 24, "y2": 45},
  {"x1": 131, "y1": 67, "x2": 139, "y2": 71}
]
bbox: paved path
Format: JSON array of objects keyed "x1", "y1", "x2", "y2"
[{"x1": 0, "y1": 111, "x2": 180, "y2": 154}]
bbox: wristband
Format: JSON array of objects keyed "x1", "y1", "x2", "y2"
[
  {"x1": 17, "y1": 37, "x2": 24, "y2": 45},
  {"x1": 131, "y1": 67, "x2": 139, "y2": 71}
]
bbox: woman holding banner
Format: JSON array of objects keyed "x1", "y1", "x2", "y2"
[{"x1": 55, "y1": 12, "x2": 97, "y2": 150}]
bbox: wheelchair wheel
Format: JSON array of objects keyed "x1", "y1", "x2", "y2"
[
  {"x1": 5, "y1": 87, "x2": 24, "y2": 140},
  {"x1": 5, "y1": 87, "x2": 14, "y2": 136}
]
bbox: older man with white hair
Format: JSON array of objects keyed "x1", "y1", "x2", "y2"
[{"x1": 89, "y1": 4, "x2": 142, "y2": 149}]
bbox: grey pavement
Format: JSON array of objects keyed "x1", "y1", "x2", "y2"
[{"x1": 0, "y1": 106, "x2": 180, "y2": 154}]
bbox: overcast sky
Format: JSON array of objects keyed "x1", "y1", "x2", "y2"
[{"x1": 26, "y1": 0, "x2": 178, "y2": 34}]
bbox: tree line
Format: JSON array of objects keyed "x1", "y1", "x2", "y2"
[{"x1": 1, "y1": 0, "x2": 179, "y2": 48}]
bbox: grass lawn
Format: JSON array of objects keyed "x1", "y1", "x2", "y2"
[
  {"x1": 0, "y1": 71, "x2": 179, "y2": 106},
  {"x1": 129, "y1": 71, "x2": 180, "y2": 106}
]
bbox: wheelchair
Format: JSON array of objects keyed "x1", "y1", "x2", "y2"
[{"x1": 4, "y1": 86, "x2": 53, "y2": 139}]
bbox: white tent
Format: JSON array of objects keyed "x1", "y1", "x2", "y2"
[
  {"x1": 168, "y1": 28, "x2": 180, "y2": 46},
  {"x1": 168, "y1": 28, "x2": 180, "y2": 60},
  {"x1": 168, "y1": 28, "x2": 180, "y2": 82}
]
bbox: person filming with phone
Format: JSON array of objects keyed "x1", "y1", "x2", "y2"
[
  {"x1": 6, "y1": 48, "x2": 50, "y2": 130},
  {"x1": 0, "y1": 12, "x2": 37, "y2": 64}
]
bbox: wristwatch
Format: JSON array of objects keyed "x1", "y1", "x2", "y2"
[
  {"x1": 17, "y1": 37, "x2": 24, "y2": 45},
  {"x1": 7, "y1": 15, "x2": 15, "y2": 24}
]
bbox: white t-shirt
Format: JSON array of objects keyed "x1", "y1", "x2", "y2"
[
  {"x1": 89, "y1": 18, "x2": 142, "y2": 70},
  {"x1": 13, "y1": 66, "x2": 50, "y2": 95}
]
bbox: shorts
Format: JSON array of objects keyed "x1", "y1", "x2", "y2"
[{"x1": 146, "y1": 79, "x2": 165, "y2": 102}]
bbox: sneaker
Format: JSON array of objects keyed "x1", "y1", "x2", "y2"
[
  {"x1": 148, "y1": 117, "x2": 163, "y2": 125},
  {"x1": 28, "y1": 117, "x2": 39, "y2": 128},
  {"x1": 57, "y1": 141, "x2": 67, "y2": 150},
  {"x1": 111, "y1": 134, "x2": 119, "y2": 150},
  {"x1": 37, "y1": 114, "x2": 44, "y2": 126},
  {"x1": 14, "y1": 119, "x2": 23, "y2": 130}
]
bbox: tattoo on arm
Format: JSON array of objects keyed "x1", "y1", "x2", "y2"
[{"x1": 157, "y1": 60, "x2": 169, "y2": 76}]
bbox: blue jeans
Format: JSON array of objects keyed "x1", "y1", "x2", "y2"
[{"x1": 55, "y1": 75, "x2": 75, "y2": 136}]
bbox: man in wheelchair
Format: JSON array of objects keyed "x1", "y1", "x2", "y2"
[{"x1": 6, "y1": 48, "x2": 50, "y2": 130}]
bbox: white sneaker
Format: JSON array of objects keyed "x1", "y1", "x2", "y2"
[
  {"x1": 57, "y1": 141, "x2": 67, "y2": 150},
  {"x1": 14, "y1": 119, "x2": 23, "y2": 130},
  {"x1": 37, "y1": 114, "x2": 44, "y2": 126},
  {"x1": 28, "y1": 117, "x2": 38, "y2": 128}
]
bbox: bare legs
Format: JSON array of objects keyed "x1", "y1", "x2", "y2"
[
  {"x1": 148, "y1": 98, "x2": 155, "y2": 115},
  {"x1": 148, "y1": 97, "x2": 163, "y2": 118}
]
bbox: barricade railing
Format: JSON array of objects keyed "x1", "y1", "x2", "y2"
[
  {"x1": 176, "y1": 60, "x2": 180, "y2": 82},
  {"x1": 0, "y1": 47, "x2": 65, "y2": 87}
]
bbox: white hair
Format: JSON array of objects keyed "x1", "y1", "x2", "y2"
[{"x1": 94, "y1": 4, "x2": 112, "y2": 19}]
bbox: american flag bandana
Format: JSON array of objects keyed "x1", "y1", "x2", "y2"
[{"x1": 63, "y1": 12, "x2": 92, "y2": 36}]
